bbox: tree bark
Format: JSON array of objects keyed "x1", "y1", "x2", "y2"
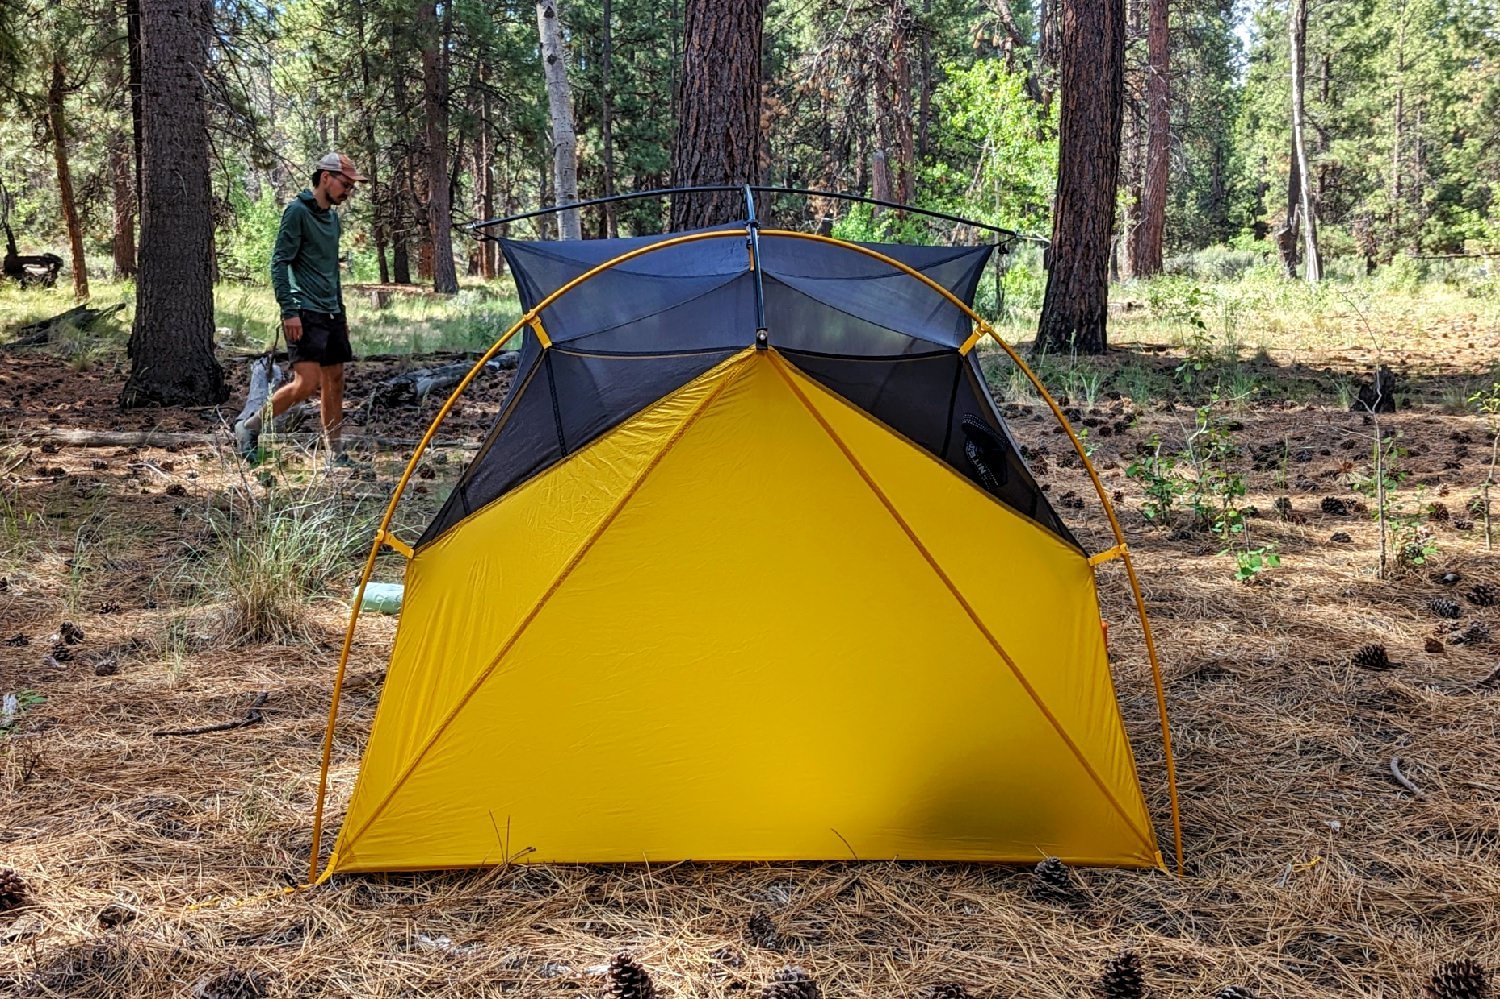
[
  {"x1": 125, "y1": 0, "x2": 143, "y2": 202},
  {"x1": 1130, "y1": 0, "x2": 1168, "y2": 277},
  {"x1": 669, "y1": 0, "x2": 768, "y2": 230},
  {"x1": 390, "y1": 16, "x2": 412, "y2": 285},
  {"x1": 108, "y1": 129, "x2": 136, "y2": 278},
  {"x1": 121, "y1": 0, "x2": 227, "y2": 408},
  {"x1": 1290, "y1": 0, "x2": 1321, "y2": 282},
  {"x1": 1037, "y1": 0, "x2": 1061, "y2": 112},
  {"x1": 537, "y1": 0, "x2": 581, "y2": 240},
  {"x1": 420, "y1": 0, "x2": 458, "y2": 292},
  {"x1": 107, "y1": 7, "x2": 137, "y2": 278},
  {"x1": 1118, "y1": 0, "x2": 1144, "y2": 280},
  {"x1": 352, "y1": 0, "x2": 388, "y2": 285},
  {"x1": 1035, "y1": 0, "x2": 1125, "y2": 356},
  {"x1": 48, "y1": 60, "x2": 88, "y2": 301}
]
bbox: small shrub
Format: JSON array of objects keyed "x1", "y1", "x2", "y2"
[{"x1": 191, "y1": 475, "x2": 374, "y2": 644}]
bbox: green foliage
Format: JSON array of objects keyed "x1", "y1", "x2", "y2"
[
  {"x1": 921, "y1": 59, "x2": 1057, "y2": 235},
  {"x1": 1228, "y1": 543, "x2": 1281, "y2": 584},
  {"x1": 1183, "y1": 401, "x2": 1247, "y2": 538},
  {"x1": 190, "y1": 473, "x2": 374, "y2": 644},
  {"x1": 220, "y1": 185, "x2": 284, "y2": 284},
  {"x1": 1126, "y1": 435, "x2": 1189, "y2": 527}
]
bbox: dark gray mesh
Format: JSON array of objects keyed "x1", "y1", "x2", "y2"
[
  {"x1": 420, "y1": 347, "x2": 736, "y2": 543},
  {"x1": 420, "y1": 229, "x2": 1074, "y2": 549},
  {"x1": 779, "y1": 349, "x2": 1077, "y2": 547}
]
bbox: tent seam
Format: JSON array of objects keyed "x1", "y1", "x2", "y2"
[
  {"x1": 331, "y1": 351, "x2": 756, "y2": 868},
  {"x1": 766, "y1": 351, "x2": 1157, "y2": 858}
]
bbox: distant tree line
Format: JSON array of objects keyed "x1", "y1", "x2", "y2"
[{"x1": 1, "y1": 0, "x2": 1498, "y2": 395}]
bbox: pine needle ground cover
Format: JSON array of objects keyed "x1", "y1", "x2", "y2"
[{"x1": 2, "y1": 280, "x2": 1499, "y2": 997}]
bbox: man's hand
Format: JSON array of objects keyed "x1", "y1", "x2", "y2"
[{"x1": 283, "y1": 316, "x2": 303, "y2": 343}]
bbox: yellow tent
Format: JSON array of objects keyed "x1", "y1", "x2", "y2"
[{"x1": 310, "y1": 227, "x2": 1179, "y2": 877}]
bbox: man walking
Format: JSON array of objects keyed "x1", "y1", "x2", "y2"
[{"x1": 236, "y1": 152, "x2": 366, "y2": 462}]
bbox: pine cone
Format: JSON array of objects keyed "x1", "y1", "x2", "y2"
[
  {"x1": 1428, "y1": 502, "x2": 1451, "y2": 522},
  {"x1": 1099, "y1": 951, "x2": 1145, "y2": 999},
  {"x1": 607, "y1": 951, "x2": 656, "y2": 999},
  {"x1": 1215, "y1": 987, "x2": 1257, "y2": 999},
  {"x1": 1033, "y1": 856, "x2": 1080, "y2": 902},
  {"x1": 746, "y1": 909, "x2": 781, "y2": 950},
  {"x1": 1453, "y1": 621, "x2": 1490, "y2": 646},
  {"x1": 194, "y1": 968, "x2": 270, "y2": 999},
  {"x1": 1320, "y1": 496, "x2": 1349, "y2": 515},
  {"x1": 1430, "y1": 597, "x2": 1463, "y2": 619},
  {"x1": 1454, "y1": 519, "x2": 1475, "y2": 531},
  {"x1": 1352, "y1": 643, "x2": 1395, "y2": 670},
  {"x1": 924, "y1": 985, "x2": 975, "y2": 999},
  {"x1": 1427, "y1": 958, "x2": 1490, "y2": 999},
  {"x1": 1466, "y1": 583, "x2": 1497, "y2": 607},
  {"x1": 0, "y1": 868, "x2": 30, "y2": 912},
  {"x1": 762, "y1": 966, "x2": 820, "y2": 999}
]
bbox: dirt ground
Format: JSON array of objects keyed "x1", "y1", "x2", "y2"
[{"x1": 1, "y1": 330, "x2": 1498, "y2": 998}]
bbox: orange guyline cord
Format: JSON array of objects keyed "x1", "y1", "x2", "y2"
[{"x1": 307, "y1": 229, "x2": 1185, "y2": 884}]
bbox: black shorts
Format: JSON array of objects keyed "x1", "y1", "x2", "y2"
[{"x1": 288, "y1": 310, "x2": 354, "y2": 367}]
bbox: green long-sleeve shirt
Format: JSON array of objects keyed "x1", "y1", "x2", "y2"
[{"x1": 270, "y1": 190, "x2": 343, "y2": 319}]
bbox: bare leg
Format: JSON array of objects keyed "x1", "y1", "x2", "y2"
[
  {"x1": 248, "y1": 361, "x2": 321, "y2": 432},
  {"x1": 320, "y1": 363, "x2": 345, "y2": 452}
]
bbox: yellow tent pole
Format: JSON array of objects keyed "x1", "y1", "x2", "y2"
[
  {"x1": 755, "y1": 229, "x2": 1183, "y2": 873},
  {"x1": 308, "y1": 226, "x2": 1184, "y2": 880},
  {"x1": 973, "y1": 324, "x2": 1185, "y2": 876},
  {"x1": 306, "y1": 229, "x2": 752, "y2": 884}
]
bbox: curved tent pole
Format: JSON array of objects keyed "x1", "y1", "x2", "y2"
[
  {"x1": 306, "y1": 229, "x2": 740, "y2": 883},
  {"x1": 467, "y1": 184, "x2": 1042, "y2": 247},
  {"x1": 307, "y1": 228, "x2": 1182, "y2": 882},
  {"x1": 766, "y1": 232, "x2": 1184, "y2": 874}
]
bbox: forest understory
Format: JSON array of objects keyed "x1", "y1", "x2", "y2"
[{"x1": 1, "y1": 282, "x2": 1498, "y2": 998}]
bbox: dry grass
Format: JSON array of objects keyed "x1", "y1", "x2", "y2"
[{"x1": 2, "y1": 320, "x2": 1499, "y2": 997}]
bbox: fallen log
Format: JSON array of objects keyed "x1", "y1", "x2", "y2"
[
  {"x1": 365, "y1": 352, "x2": 519, "y2": 412},
  {"x1": 4, "y1": 303, "x2": 125, "y2": 348},
  {"x1": 0, "y1": 426, "x2": 481, "y2": 450}
]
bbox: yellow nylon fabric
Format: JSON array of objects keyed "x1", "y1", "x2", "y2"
[{"x1": 330, "y1": 349, "x2": 1158, "y2": 871}]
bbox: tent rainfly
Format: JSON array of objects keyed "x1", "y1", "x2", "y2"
[{"x1": 309, "y1": 221, "x2": 1182, "y2": 878}]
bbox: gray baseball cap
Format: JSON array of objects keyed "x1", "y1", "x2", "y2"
[{"x1": 314, "y1": 152, "x2": 367, "y2": 181}]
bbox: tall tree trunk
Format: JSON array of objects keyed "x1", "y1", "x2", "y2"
[
  {"x1": 390, "y1": 18, "x2": 412, "y2": 285},
  {"x1": 1390, "y1": 6, "x2": 1406, "y2": 254},
  {"x1": 478, "y1": 66, "x2": 497, "y2": 277},
  {"x1": 108, "y1": 130, "x2": 136, "y2": 278},
  {"x1": 125, "y1": 0, "x2": 143, "y2": 202},
  {"x1": 420, "y1": 0, "x2": 458, "y2": 292},
  {"x1": 537, "y1": 0, "x2": 581, "y2": 239},
  {"x1": 121, "y1": 0, "x2": 226, "y2": 408},
  {"x1": 884, "y1": 2, "x2": 916, "y2": 204},
  {"x1": 1277, "y1": 133, "x2": 1301, "y2": 276},
  {"x1": 600, "y1": 0, "x2": 617, "y2": 238},
  {"x1": 48, "y1": 60, "x2": 88, "y2": 300},
  {"x1": 1037, "y1": 0, "x2": 1061, "y2": 112},
  {"x1": 105, "y1": 20, "x2": 137, "y2": 279},
  {"x1": 1131, "y1": 0, "x2": 1168, "y2": 276},
  {"x1": 1290, "y1": 0, "x2": 1320, "y2": 282},
  {"x1": 916, "y1": 0, "x2": 932, "y2": 162},
  {"x1": 352, "y1": 0, "x2": 388, "y2": 285},
  {"x1": 670, "y1": 0, "x2": 769, "y2": 230},
  {"x1": 1035, "y1": 0, "x2": 1125, "y2": 356},
  {"x1": 1118, "y1": 0, "x2": 1144, "y2": 280}
]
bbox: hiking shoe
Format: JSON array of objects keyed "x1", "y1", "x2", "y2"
[{"x1": 233, "y1": 419, "x2": 260, "y2": 462}]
